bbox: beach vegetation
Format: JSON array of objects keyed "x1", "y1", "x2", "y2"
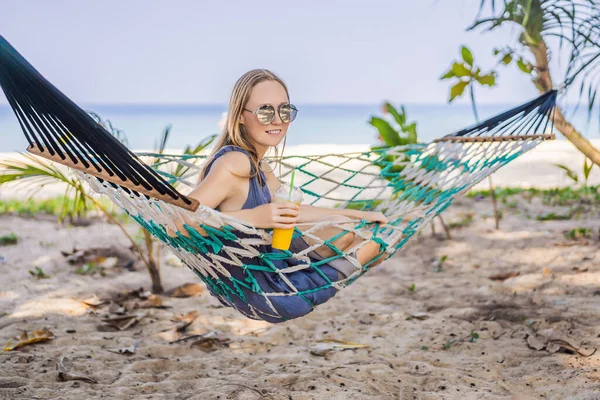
[
  {"x1": 0, "y1": 196, "x2": 121, "y2": 220},
  {"x1": 441, "y1": 45, "x2": 502, "y2": 229},
  {"x1": 0, "y1": 115, "x2": 216, "y2": 293},
  {"x1": 448, "y1": 213, "x2": 475, "y2": 229},
  {"x1": 76, "y1": 262, "x2": 107, "y2": 277},
  {"x1": 0, "y1": 233, "x2": 18, "y2": 245},
  {"x1": 468, "y1": 186, "x2": 600, "y2": 206},
  {"x1": 564, "y1": 227, "x2": 595, "y2": 240},
  {"x1": 434, "y1": 255, "x2": 448, "y2": 272},
  {"x1": 502, "y1": 197, "x2": 518, "y2": 209},
  {"x1": 536, "y1": 211, "x2": 572, "y2": 221},
  {"x1": 369, "y1": 104, "x2": 452, "y2": 238},
  {"x1": 554, "y1": 158, "x2": 596, "y2": 189},
  {"x1": 28, "y1": 266, "x2": 50, "y2": 279},
  {"x1": 469, "y1": 1, "x2": 600, "y2": 167}
]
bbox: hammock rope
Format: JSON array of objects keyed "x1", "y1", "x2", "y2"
[{"x1": 0, "y1": 35, "x2": 557, "y2": 322}]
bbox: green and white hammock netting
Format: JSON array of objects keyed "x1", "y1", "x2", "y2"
[
  {"x1": 0, "y1": 34, "x2": 557, "y2": 322},
  {"x1": 78, "y1": 118, "x2": 555, "y2": 321}
]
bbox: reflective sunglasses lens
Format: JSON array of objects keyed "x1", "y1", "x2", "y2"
[
  {"x1": 256, "y1": 105, "x2": 275, "y2": 124},
  {"x1": 279, "y1": 104, "x2": 298, "y2": 123}
]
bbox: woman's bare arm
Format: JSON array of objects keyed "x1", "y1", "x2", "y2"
[
  {"x1": 261, "y1": 163, "x2": 386, "y2": 224},
  {"x1": 297, "y1": 204, "x2": 366, "y2": 223},
  {"x1": 185, "y1": 154, "x2": 299, "y2": 229}
]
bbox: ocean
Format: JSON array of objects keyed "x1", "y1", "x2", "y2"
[{"x1": 1, "y1": 102, "x2": 598, "y2": 152}]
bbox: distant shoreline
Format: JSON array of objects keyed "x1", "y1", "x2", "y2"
[{"x1": 2, "y1": 102, "x2": 599, "y2": 152}]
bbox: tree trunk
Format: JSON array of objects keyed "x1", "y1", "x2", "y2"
[
  {"x1": 147, "y1": 258, "x2": 163, "y2": 294},
  {"x1": 488, "y1": 176, "x2": 500, "y2": 229},
  {"x1": 528, "y1": 38, "x2": 600, "y2": 167},
  {"x1": 143, "y1": 230, "x2": 164, "y2": 293},
  {"x1": 437, "y1": 215, "x2": 452, "y2": 240}
]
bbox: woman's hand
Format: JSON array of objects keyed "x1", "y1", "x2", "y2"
[
  {"x1": 360, "y1": 211, "x2": 387, "y2": 225},
  {"x1": 250, "y1": 202, "x2": 300, "y2": 229}
]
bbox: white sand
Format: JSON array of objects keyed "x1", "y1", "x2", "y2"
[
  {"x1": 1, "y1": 195, "x2": 599, "y2": 399},
  {"x1": 1, "y1": 139, "x2": 600, "y2": 398}
]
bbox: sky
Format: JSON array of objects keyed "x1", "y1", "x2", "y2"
[{"x1": 0, "y1": 0, "x2": 584, "y2": 106}]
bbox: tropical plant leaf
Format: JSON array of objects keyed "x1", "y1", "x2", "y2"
[
  {"x1": 450, "y1": 80, "x2": 470, "y2": 102},
  {"x1": 369, "y1": 117, "x2": 402, "y2": 147},
  {"x1": 502, "y1": 54, "x2": 513, "y2": 64},
  {"x1": 385, "y1": 103, "x2": 406, "y2": 127},
  {"x1": 405, "y1": 122, "x2": 418, "y2": 144},
  {"x1": 172, "y1": 134, "x2": 216, "y2": 184},
  {"x1": 476, "y1": 73, "x2": 496, "y2": 86},
  {"x1": 0, "y1": 154, "x2": 91, "y2": 219},
  {"x1": 554, "y1": 163, "x2": 579, "y2": 183},
  {"x1": 159, "y1": 125, "x2": 171, "y2": 154},
  {"x1": 472, "y1": 0, "x2": 600, "y2": 124},
  {"x1": 461, "y1": 46, "x2": 474, "y2": 66},
  {"x1": 517, "y1": 57, "x2": 533, "y2": 74},
  {"x1": 583, "y1": 158, "x2": 594, "y2": 181},
  {"x1": 452, "y1": 62, "x2": 473, "y2": 77},
  {"x1": 441, "y1": 69, "x2": 455, "y2": 79}
]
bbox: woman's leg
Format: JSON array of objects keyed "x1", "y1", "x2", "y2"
[
  {"x1": 297, "y1": 215, "x2": 356, "y2": 259},
  {"x1": 349, "y1": 235, "x2": 387, "y2": 267},
  {"x1": 298, "y1": 215, "x2": 384, "y2": 267}
]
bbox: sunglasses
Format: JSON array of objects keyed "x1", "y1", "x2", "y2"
[{"x1": 243, "y1": 103, "x2": 298, "y2": 125}]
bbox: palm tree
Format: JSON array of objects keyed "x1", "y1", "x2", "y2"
[{"x1": 471, "y1": 0, "x2": 600, "y2": 165}]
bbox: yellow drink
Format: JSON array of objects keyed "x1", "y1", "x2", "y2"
[{"x1": 271, "y1": 186, "x2": 303, "y2": 251}]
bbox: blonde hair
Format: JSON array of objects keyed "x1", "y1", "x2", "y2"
[{"x1": 200, "y1": 69, "x2": 289, "y2": 185}]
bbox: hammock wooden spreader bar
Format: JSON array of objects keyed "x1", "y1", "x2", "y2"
[
  {"x1": 434, "y1": 133, "x2": 556, "y2": 143},
  {"x1": 27, "y1": 144, "x2": 199, "y2": 211}
]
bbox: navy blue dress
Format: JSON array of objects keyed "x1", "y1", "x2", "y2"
[{"x1": 200, "y1": 145, "x2": 340, "y2": 323}]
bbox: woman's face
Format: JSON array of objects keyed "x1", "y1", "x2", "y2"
[{"x1": 240, "y1": 80, "x2": 290, "y2": 154}]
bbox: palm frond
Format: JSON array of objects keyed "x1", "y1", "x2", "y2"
[
  {"x1": 0, "y1": 153, "x2": 73, "y2": 185},
  {"x1": 472, "y1": 0, "x2": 600, "y2": 123}
]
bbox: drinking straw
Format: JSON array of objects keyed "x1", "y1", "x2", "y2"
[{"x1": 289, "y1": 169, "x2": 296, "y2": 198}]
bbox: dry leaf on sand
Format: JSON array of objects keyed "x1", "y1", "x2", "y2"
[
  {"x1": 526, "y1": 326, "x2": 597, "y2": 357},
  {"x1": 62, "y1": 245, "x2": 137, "y2": 270},
  {"x1": 172, "y1": 311, "x2": 200, "y2": 332},
  {"x1": 4, "y1": 328, "x2": 55, "y2": 351},
  {"x1": 57, "y1": 356, "x2": 97, "y2": 383},
  {"x1": 101, "y1": 314, "x2": 146, "y2": 331},
  {"x1": 107, "y1": 288, "x2": 169, "y2": 311},
  {"x1": 488, "y1": 271, "x2": 520, "y2": 281},
  {"x1": 167, "y1": 283, "x2": 205, "y2": 298},
  {"x1": 188, "y1": 332, "x2": 230, "y2": 352},
  {"x1": 125, "y1": 294, "x2": 168, "y2": 311},
  {"x1": 310, "y1": 339, "x2": 369, "y2": 357},
  {"x1": 81, "y1": 295, "x2": 108, "y2": 308},
  {"x1": 158, "y1": 312, "x2": 201, "y2": 342},
  {"x1": 405, "y1": 312, "x2": 429, "y2": 320}
]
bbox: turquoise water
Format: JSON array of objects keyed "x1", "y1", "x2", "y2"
[{"x1": 1, "y1": 103, "x2": 598, "y2": 152}]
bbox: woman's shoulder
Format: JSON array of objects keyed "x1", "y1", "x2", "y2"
[{"x1": 209, "y1": 149, "x2": 251, "y2": 177}]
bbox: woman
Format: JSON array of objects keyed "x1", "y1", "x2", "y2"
[{"x1": 182, "y1": 69, "x2": 387, "y2": 322}]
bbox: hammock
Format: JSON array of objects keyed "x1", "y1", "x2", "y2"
[{"x1": 0, "y1": 35, "x2": 557, "y2": 322}]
